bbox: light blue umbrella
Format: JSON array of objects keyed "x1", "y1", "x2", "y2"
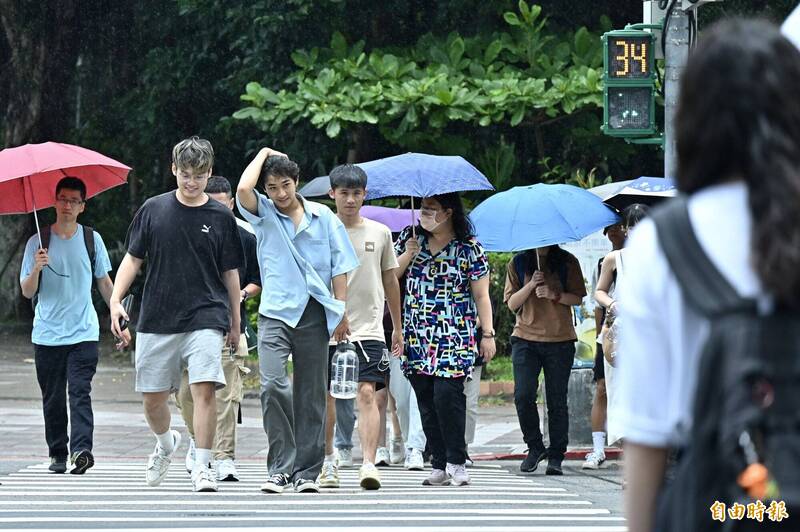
[
  {"x1": 359, "y1": 153, "x2": 493, "y2": 200},
  {"x1": 470, "y1": 183, "x2": 620, "y2": 253}
]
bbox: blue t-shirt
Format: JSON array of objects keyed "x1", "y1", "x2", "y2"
[
  {"x1": 20, "y1": 226, "x2": 112, "y2": 346},
  {"x1": 236, "y1": 191, "x2": 359, "y2": 337}
]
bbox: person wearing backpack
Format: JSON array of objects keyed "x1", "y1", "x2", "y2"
[
  {"x1": 504, "y1": 245, "x2": 586, "y2": 475},
  {"x1": 613, "y1": 19, "x2": 800, "y2": 532},
  {"x1": 593, "y1": 205, "x2": 648, "y2": 454},
  {"x1": 19, "y1": 176, "x2": 127, "y2": 475}
]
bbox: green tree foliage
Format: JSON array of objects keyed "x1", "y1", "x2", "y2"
[{"x1": 234, "y1": 2, "x2": 608, "y2": 179}]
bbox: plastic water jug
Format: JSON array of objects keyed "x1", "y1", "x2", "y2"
[{"x1": 330, "y1": 342, "x2": 359, "y2": 399}]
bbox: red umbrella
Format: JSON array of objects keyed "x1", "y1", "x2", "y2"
[{"x1": 0, "y1": 142, "x2": 131, "y2": 246}]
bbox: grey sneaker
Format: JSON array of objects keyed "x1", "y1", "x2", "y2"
[
  {"x1": 447, "y1": 463, "x2": 471, "y2": 486},
  {"x1": 422, "y1": 468, "x2": 451, "y2": 486},
  {"x1": 49, "y1": 457, "x2": 67, "y2": 474}
]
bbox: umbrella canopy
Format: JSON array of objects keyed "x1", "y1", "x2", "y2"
[
  {"x1": 470, "y1": 183, "x2": 620, "y2": 252},
  {"x1": 602, "y1": 176, "x2": 676, "y2": 211},
  {"x1": 359, "y1": 153, "x2": 493, "y2": 200},
  {"x1": 588, "y1": 179, "x2": 632, "y2": 201},
  {"x1": 298, "y1": 175, "x2": 331, "y2": 198},
  {"x1": 360, "y1": 206, "x2": 415, "y2": 233},
  {"x1": 0, "y1": 142, "x2": 131, "y2": 215}
]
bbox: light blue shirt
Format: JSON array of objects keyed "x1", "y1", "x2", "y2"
[
  {"x1": 20, "y1": 225, "x2": 112, "y2": 346},
  {"x1": 237, "y1": 190, "x2": 359, "y2": 337}
]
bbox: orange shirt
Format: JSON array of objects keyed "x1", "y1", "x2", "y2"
[{"x1": 503, "y1": 251, "x2": 586, "y2": 343}]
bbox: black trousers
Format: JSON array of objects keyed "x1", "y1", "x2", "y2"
[
  {"x1": 409, "y1": 373, "x2": 467, "y2": 470},
  {"x1": 34, "y1": 342, "x2": 99, "y2": 459},
  {"x1": 511, "y1": 337, "x2": 575, "y2": 461}
]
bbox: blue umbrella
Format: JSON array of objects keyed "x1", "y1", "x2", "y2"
[
  {"x1": 470, "y1": 183, "x2": 620, "y2": 253},
  {"x1": 359, "y1": 153, "x2": 493, "y2": 200},
  {"x1": 298, "y1": 175, "x2": 330, "y2": 198},
  {"x1": 603, "y1": 176, "x2": 676, "y2": 211}
]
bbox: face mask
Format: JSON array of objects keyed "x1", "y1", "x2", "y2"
[{"x1": 419, "y1": 212, "x2": 441, "y2": 232}]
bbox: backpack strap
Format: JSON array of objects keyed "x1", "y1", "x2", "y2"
[
  {"x1": 32, "y1": 226, "x2": 52, "y2": 309},
  {"x1": 82, "y1": 225, "x2": 96, "y2": 280},
  {"x1": 512, "y1": 252, "x2": 528, "y2": 288},
  {"x1": 652, "y1": 197, "x2": 752, "y2": 317}
]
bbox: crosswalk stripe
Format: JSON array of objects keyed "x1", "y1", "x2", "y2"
[{"x1": 0, "y1": 461, "x2": 623, "y2": 530}]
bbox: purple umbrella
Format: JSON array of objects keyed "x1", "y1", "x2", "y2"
[{"x1": 360, "y1": 206, "x2": 415, "y2": 233}]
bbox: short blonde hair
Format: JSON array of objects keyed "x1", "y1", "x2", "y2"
[{"x1": 172, "y1": 136, "x2": 214, "y2": 173}]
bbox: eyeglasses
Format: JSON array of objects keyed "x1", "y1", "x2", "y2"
[{"x1": 55, "y1": 198, "x2": 84, "y2": 207}]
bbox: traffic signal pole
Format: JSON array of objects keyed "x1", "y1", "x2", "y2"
[{"x1": 663, "y1": 7, "x2": 690, "y2": 181}]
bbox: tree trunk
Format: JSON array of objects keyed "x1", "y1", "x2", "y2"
[{"x1": 0, "y1": 0, "x2": 80, "y2": 320}]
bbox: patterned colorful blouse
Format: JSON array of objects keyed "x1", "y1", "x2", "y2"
[{"x1": 394, "y1": 226, "x2": 490, "y2": 378}]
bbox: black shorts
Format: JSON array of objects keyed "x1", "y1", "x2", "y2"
[
  {"x1": 328, "y1": 340, "x2": 388, "y2": 391},
  {"x1": 593, "y1": 343, "x2": 605, "y2": 382}
]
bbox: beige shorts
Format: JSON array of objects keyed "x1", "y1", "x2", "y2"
[{"x1": 135, "y1": 329, "x2": 226, "y2": 393}]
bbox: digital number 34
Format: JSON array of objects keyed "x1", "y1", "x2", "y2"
[{"x1": 615, "y1": 40, "x2": 648, "y2": 76}]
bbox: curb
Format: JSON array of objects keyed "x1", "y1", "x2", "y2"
[{"x1": 473, "y1": 447, "x2": 623, "y2": 462}]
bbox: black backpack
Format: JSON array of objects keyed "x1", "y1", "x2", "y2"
[
  {"x1": 652, "y1": 198, "x2": 799, "y2": 531},
  {"x1": 32, "y1": 225, "x2": 97, "y2": 310}
]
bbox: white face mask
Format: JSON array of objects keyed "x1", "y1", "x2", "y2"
[{"x1": 419, "y1": 211, "x2": 441, "y2": 232}]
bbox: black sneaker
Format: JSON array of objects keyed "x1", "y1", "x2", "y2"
[
  {"x1": 545, "y1": 459, "x2": 563, "y2": 476},
  {"x1": 70, "y1": 450, "x2": 94, "y2": 475},
  {"x1": 294, "y1": 478, "x2": 320, "y2": 493},
  {"x1": 260, "y1": 473, "x2": 290, "y2": 493},
  {"x1": 49, "y1": 457, "x2": 67, "y2": 474},
  {"x1": 520, "y1": 448, "x2": 547, "y2": 473}
]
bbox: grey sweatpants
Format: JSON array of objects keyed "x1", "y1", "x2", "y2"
[{"x1": 258, "y1": 300, "x2": 329, "y2": 481}]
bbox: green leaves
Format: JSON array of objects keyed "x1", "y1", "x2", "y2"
[{"x1": 233, "y1": 2, "x2": 603, "y2": 144}]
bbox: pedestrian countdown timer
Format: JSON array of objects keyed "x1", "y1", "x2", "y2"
[{"x1": 602, "y1": 29, "x2": 657, "y2": 137}]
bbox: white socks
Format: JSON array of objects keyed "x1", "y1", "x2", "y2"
[
  {"x1": 324, "y1": 453, "x2": 336, "y2": 464},
  {"x1": 156, "y1": 430, "x2": 174, "y2": 454},
  {"x1": 592, "y1": 432, "x2": 606, "y2": 455},
  {"x1": 195, "y1": 448, "x2": 212, "y2": 467}
]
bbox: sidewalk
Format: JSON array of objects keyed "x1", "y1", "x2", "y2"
[{"x1": 0, "y1": 330, "x2": 619, "y2": 465}]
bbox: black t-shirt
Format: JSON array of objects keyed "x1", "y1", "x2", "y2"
[
  {"x1": 126, "y1": 191, "x2": 244, "y2": 334},
  {"x1": 237, "y1": 224, "x2": 261, "y2": 333}
]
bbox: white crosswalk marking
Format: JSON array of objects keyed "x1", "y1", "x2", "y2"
[{"x1": 0, "y1": 462, "x2": 625, "y2": 531}]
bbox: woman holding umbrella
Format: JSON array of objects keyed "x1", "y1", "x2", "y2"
[{"x1": 394, "y1": 192, "x2": 496, "y2": 487}]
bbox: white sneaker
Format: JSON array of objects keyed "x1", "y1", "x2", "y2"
[
  {"x1": 375, "y1": 447, "x2": 390, "y2": 467},
  {"x1": 185, "y1": 437, "x2": 196, "y2": 474},
  {"x1": 404, "y1": 448, "x2": 424, "y2": 471},
  {"x1": 447, "y1": 462, "x2": 471, "y2": 486},
  {"x1": 215, "y1": 458, "x2": 239, "y2": 481},
  {"x1": 317, "y1": 461, "x2": 340, "y2": 488},
  {"x1": 389, "y1": 438, "x2": 405, "y2": 465},
  {"x1": 336, "y1": 448, "x2": 353, "y2": 468},
  {"x1": 191, "y1": 463, "x2": 218, "y2": 492},
  {"x1": 146, "y1": 430, "x2": 181, "y2": 487},
  {"x1": 581, "y1": 450, "x2": 607, "y2": 470}
]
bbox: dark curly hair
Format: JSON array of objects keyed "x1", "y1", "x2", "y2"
[
  {"x1": 417, "y1": 192, "x2": 474, "y2": 243},
  {"x1": 675, "y1": 19, "x2": 800, "y2": 308}
]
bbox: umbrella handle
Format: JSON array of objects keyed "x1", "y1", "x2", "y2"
[
  {"x1": 536, "y1": 249, "x2": 540, "y2": 271},
  {"x1": 410, "y1": 196, "x2": 416, "y2": 239},
  {"x1": 26, "y1": 177, "x2": 43, "y2": 249}
]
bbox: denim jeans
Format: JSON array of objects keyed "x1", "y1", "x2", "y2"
[
  {"x1": 511, "y1": 337, "x2": 575, "y2": 461},
  {"x1": 34, "y1": 341, "x2": 99, "y2": 459},
  {"x1": 409, "y1": 373, "x2": 467, "y2": 470}
]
